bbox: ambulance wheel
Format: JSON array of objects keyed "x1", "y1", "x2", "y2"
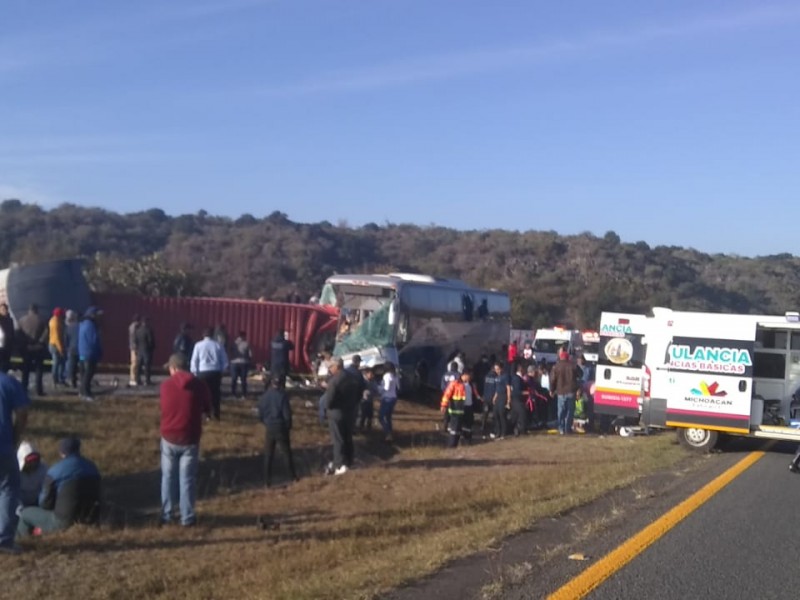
[{"x1": 677, "y1": 427, "x2": 718, "y2": 452}]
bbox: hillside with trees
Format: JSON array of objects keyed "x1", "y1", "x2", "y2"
[{"x1": 1, "y1": 199, "x2": 799, "y2": 328}]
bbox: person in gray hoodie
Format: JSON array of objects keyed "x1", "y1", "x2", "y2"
[{"x1": 230, "y1": 331, "x2": 252, "y2": 398}]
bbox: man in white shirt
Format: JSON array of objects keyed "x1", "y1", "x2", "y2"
[{"x1": 190, "y1": 327, "x2": 229, "y2": 421}]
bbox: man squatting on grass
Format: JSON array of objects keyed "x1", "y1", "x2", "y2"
[
  {"x1": 160, "y1": 353, "x2": 211, "y2": 527},
  {"x1": 17, "y1": 437, "x2": 101, "y2": 538}
]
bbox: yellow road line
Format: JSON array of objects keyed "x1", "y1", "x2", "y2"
[{"x1": 547, "y1": 450, "x2": 766, "y2": 600}]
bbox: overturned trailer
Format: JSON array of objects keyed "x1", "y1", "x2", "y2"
[{"x1": 0, "y1": 259, "x2": 338, "y2": 374}]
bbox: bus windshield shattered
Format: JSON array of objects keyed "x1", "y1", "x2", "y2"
[{"x1": 319, "y1": 283, "x2": 397, "y2": 356}]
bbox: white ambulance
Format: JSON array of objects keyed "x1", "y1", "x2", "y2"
[{"x1": 598, "y1": 307, "x2": 800, "y2": 452}]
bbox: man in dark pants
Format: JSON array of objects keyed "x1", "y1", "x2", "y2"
[
  {"x1": 481, "y1": 362, "x2": 498, "y2": 436},
  {"x1": 321, "y1": 359, "x2": 362, "y2": 476},
  {"x1": 509, "y1": 362, "x2": 528, "y2": 436},
  {"x1": 17, "y1": 437, "x2": 101, "y2": 538},
  {"x1": 190, "y1": 327, "x2": 228, "y2": 421},
  {"x1": 269, "y1": 330, "x2": 294, "y2": 387},
  {"x1": 78, "y1": 307, "x2": 103, "y2": 402},
  {"x1": 17, "y1": 304, "x2": 48, "y2": 397},
  {"x1": 0, "y1": 303, "x2": 15, "y2": 374},
  {"x1": 135, "y1": 316, "x2": 156, "y2": 386},
  {"x1": 0, "y1": 370, "x2": 29, "y2": 553},
  {"x1": 257, "y1": 377, "x2": 299, "y2": 487},
  {"x1": 490, "y1": 362, "x2": 510, "y2": 440}
]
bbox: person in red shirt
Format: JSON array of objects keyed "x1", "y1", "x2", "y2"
[
  {"x1": 507, "y1": 341, "x2": 518, "y2": 364},
  {"x1": 160, "y1": 353, "x2": 211, "y2": 527}
]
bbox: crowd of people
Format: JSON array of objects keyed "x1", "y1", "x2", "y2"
[
  {"x1": 443, "y1": 347, "x2": 596, "y2": 447},
  {"x1": 0, "y1": 305, "x2": 598, "y2": 554}
]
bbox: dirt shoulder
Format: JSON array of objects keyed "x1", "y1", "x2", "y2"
[{"x1": 386, "y1": 441, "x2": 756, "y2": 600}]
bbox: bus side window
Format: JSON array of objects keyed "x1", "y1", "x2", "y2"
[{"x1": 397, "y1": 313, "x2": 410, "y2": 347}]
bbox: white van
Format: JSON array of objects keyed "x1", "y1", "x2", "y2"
[{"x1": 532, "y1": 327, "x2": 582, "y2": 364}]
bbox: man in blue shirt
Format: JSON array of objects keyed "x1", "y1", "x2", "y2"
[
  {"x1": 191, "y1": 327, "x2": 229, "y2": 420},
  {"x1": 17, "y1": 437, "x2": 101, "y2": 538},
  {"x1": 78, "y1": 306, "x2": 103, "y2": 402},
  {"x1": 0, "y1": 373, "x2": 29, "y2": 553}
]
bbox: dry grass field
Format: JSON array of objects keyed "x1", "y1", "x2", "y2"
[{"x1": 0, "y1": 386, "x2": 689, "y2": 600}]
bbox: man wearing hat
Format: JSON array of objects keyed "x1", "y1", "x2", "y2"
[
  {"x1": 78, "y1": 307, "x2": 103, "y2": 402},
  {"x1": 17, "y1": 436, "x2": 101, "y2": 538},
  {"x1": 0, "y1": 370, "x2": 29, "y2": 553}
]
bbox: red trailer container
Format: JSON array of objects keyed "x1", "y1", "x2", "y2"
[{"x1": 92, "y1": 293, "x2": 338, "y2": 374}]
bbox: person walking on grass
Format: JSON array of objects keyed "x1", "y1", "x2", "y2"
[
  {"x1": 321, "y1": 359, "x2": 362, "y2": 476},
  {"x1": 379, "y1": 362, "x2": 398, "y2": 443},
  {"x1": 159, "y1": 353, "x2": 211, "y2": 527},
  {"x1": 190, "y1": 327, "x2": 228, "y2": 421},
  {"x1": 441, "y1": 368, "x2": 480, "y2": 447},
  {"x1": 78, "y1": 307, "x2": 103, "y2": 403},
  {"x1": 0, "y1": 370, "x2": 29, "y2": 553},
  {"x1": 257, "y1": 377, "x2": 298, "y2": 487},
  {"x1": 230, "y1": 331, "x2": 252, "y2": 399},
  {"x1": 270, "y1": 330, "x2": 294, "y2": 387},
  {"x1": 550, "y1": 349, "x2": 580, "y2": 435}
]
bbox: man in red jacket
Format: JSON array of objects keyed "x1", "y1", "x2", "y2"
[{"x1": 160, "y1": 353, "x2": 211, "y2": 527}]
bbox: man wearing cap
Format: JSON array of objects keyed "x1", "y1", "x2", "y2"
[
  {"x1": 160, "y1": 353, "x2": 211, "y2": 527},
  {"x1": 0, "y1": 369, "x2": 29, "y2": 553},
  {"x1": 190, "y1": 327, "x2": 228, "y2": 420},
  {"x1": 0, "y1": 303, "x2": 15, "y2": 374},
  {"x1": 48, "y1": 307, "x2": 66, "y2": 387},
  {"x1": 78, "y1": 307, "x2": 103, "y2": 402},
  {"x1": 17, "y1": 437, "x2": 101, "y2": 538},
  {"x1": 550, "y1": 349, "x2": 580, "y2": 435},
  {"x1": 17, "y1": 303, "x2": 48, "y2": 397}
]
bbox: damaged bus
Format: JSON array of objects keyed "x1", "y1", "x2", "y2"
[{"x1": 319, "y1": 273, "x2": 511, "y2": 392}]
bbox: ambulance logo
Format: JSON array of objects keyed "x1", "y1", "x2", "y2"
[{"x1": 690, "y1": 381, "x2": 727, "y2": 397}]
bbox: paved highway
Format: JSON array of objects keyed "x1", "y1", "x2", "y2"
[
  {"x1": 586, "y1": 443, "x2": 800, "y2": 599},
  {"x1": 532, "y1": 442, "x2": 800, "y2": 600}
]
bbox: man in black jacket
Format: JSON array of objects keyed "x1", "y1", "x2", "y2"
[
  {"x1": 270, "y1": 330, "x2": 294, "y2": 387},
  {"x1": 0, "y1": 303, "x2": 14, "y2": 373},
  {"x1": 321, "y1": 359, "x2": 363, "y2": 475},
  {"x1": 257, "y1": 378, "x2": 298, "y2": 487}
]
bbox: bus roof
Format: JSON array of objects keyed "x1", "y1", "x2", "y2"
[{"x1": 324, "y1": 273, "x2": 505, "y2": 294}]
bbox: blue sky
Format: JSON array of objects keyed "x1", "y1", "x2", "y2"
[{"x1": 1, "y1": 0, "x2": 799, "y2": 256}]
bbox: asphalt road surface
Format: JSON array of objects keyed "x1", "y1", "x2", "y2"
[{"x1": 583, "y1": 441, "x2": 800, "y2": 600}]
